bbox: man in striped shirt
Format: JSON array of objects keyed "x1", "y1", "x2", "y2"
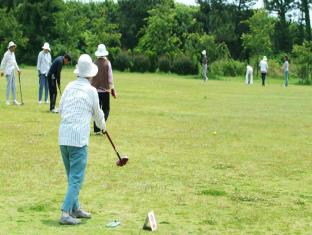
[{"x1": 58, "y1": 54, "x2": 105, "y2": 225}]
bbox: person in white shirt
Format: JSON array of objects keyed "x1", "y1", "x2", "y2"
[
  {"x1": 245, "y1": 64, "x2": 253, "y2": 85},
  {"x1": 58, "y1": 54, "x2": 105, "y2": 225},
  {"x1": 283, "y1": 56, "x2": 289, "y2": 87},
  {"x1": 259, "y1": 56, "x2": 268, "y2": 86},
  {"x1": 0, "y1": 41, "x2": 21, "y2": 105},
  {"x1": 37, "y1": 42, "x2": 52, "y2": 104}
]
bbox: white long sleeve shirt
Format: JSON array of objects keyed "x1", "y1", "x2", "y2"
[
  {"x1": 259, "y1": 60, "x2": 268, "y2": 73},
  {"x1": 0, "y1": 50, "x2": 20, "y2": 75},
  {"x1": 59, "y1": 77, "x2": 105, "y2": 147},
  {"x1": 37, "y1": 50, "x2": 52, "y2": 75}
]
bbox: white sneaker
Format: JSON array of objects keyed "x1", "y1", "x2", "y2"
[
  {"x1": 13, "y1": 100, "x2": 20, "y2": 105},
  {"x1": 38, "y1": 100, "x2": 42, "y2": 104},
  {"x1": 51, "y1": 108, "x2": 59, "y2": 113},
  {"x1": 45, "y1": 100, "x2": 50, "y2": 104},
  {"x1": 5, "y1": 101, "x2": 10, "y2": 105}
]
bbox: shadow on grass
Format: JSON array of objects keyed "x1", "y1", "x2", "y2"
[{"x1": 42, "y1": 219, "x2": 88, "y2": 227}]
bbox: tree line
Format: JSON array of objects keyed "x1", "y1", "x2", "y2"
[{"x1": 0, "y1": 0, "x2": 311, "y2": 81}]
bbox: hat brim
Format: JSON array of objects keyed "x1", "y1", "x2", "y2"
[
  {"x1": 42, "y1": 47, "x2": 51, "y2": 51},
  {"x1": 95, "y1": 51, "x2": 109, "y2": 57},
  {"x1": 8, "y1": 44, "x2": 16, "y2": 49},
  {"x1": 74, "y1": 63, "x2": 98, "y2": 78}
]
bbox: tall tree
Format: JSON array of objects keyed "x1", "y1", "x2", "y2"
[
  {"x1": 300, "y1": 0, "x2": 311, "y2": 40},
  {"x1": 117, "y1": 0, "x2": 170, "y2": 50},
  {"x1": 241, "y1": 10, "x2": 275, "y2": 73},
  {"x1": 264, "y1": 0, "x2": 295, "y2": 52}
]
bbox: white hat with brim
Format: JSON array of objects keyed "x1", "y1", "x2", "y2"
[
  {"x1": 202, "y1": 50, "x2": 206, "y2": 55},
  {"x1": 8, "y1": 41, "x2": 16, "y2": 49},
  {"x1": 95, "y1": 44, "x2": 109, "y2": 57},
  {"x1": 74, "y1": 54, "x2": 98, "y2": 78},
  {"x1": 42, "y1": 42, "x2": 51, "y2": 51}
]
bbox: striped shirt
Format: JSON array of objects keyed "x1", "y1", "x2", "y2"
[
  {"x1": 37, "y1": 50, "x2": 52, "y2": 75},
  {"x1": 59, "y1": 77, "x2": 105, "y2": 147},
  {"x1": 0, "y1": 50, "x2": 20, "y2": 75}
]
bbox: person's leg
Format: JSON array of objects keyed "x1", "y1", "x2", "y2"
[
  {"x1": 285, "y1": 71, "x2": 288, "y2": 87},
  {"x1": 48, "y1": 77, "x2": 53, "y2": 110},
  {"x1": 102, "y1": 92, "x2": 110, "y2": 121},
  {"x1": 94, "y1": 92, "x2": 103, "y2": 133},
  {"x1": 248, "y1": 73, "x2": 251, "y2": 84},
  {"x1": 6, "y1": 74, "x2": 12, "y2": 103},
  {"x1": 11, "y1": 73, "x2": 17, "y2": 101},
  {"x1": 61, "y1": 145, "x2": 88, "y2": 213},
  {"x1": 44, "y1": 75, "x2": 49, "y2": 102},
  {"x1": 39, "y1": 74, "x2": 44, "y2": 102},
  {"x1": 261, "y1": 73, "x2": 265, "y2": 86}
]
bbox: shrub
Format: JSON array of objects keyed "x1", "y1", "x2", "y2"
[
  {"x1": 113, "y1": 51, "x2": 131, "y2": 71},
  {"x1": 131, "y1": 54, "x2": 151, "y2": 73},
  {"x1": 172, "y1": 55, "x2": 197, "y2": 75},
  {"x1": 158, "y1": 56, "x2": 171, "y2": 72},
  {"x1": 210, "y1": 59, "x2": 245, "y2": 76}
]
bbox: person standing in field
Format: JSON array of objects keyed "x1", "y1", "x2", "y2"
[
  {"x1": 0, "y1": 41, "x2": 21, "y2": 105},
  {"x1": 201, "y1": 50, "x2": 208, "y2": 82},
  {"x1": 259, "y1": 56, "x2": 268, "y2": 86},
  {"x1": 37, "y1": 42, "x2": 52, "y2": 104},
  {"x1": 245, "y1": 64, "x2": 253, "y2": 85},
  {"x1": 58, "y1": 54, "x2": 105, "y2": 225},
  {"x1": 283, "y1": 56, "x2": 289, "y2": 87},
  {"x1": 47, "y1": 54, "x2": 71, "y2": 113},
  {"x1": 91, "y1": 44, "x2": 116, "y2": 134}
]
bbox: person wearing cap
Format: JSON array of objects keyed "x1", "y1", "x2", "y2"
[
  {"x1": 37, "y1": 42, "x2": 52, "y2": 104},
  {"x1": 47, "y1": 54, "x2": 71, "y2": 113},
  {"x1": 91, "y1": 44, "x2": 116, "y2": 134},
  {"x1": 58, "y1": 54, "x2": 105, "y2": 225},
  {"x1": 259, "y1": 56, "x2": 268, "y2": 86},
  {"x1": 201, "y1": 50, "x2": 208, "y2": 82},
  {"x1": 0, "y1": 41, "x2": 21, "y2": 105}
]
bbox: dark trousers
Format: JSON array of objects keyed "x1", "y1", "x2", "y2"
[
  {"x1": 94, "y1": 92, "x2": 110, "y2": 133},
  {"x1": 261, "y1": 72, "x2": 266, "y2": 86},
  {"x1": 48, "y1": 76, "x2": 57, "y2": 110}
]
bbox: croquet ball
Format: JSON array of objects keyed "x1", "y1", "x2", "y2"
[{"x1": 213, "y1": 131, "x2": 217, "y2": 135}]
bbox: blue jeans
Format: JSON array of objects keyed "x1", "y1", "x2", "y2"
[
  {"x1": 60, "y1": 145, "x2": 88, "y2": 212},
  {"x1": 284, "y1": 71, "x2": 288, "y2": 87},
  {"x1": 6, "y1": 73, "x2": 17, "y2": 101},
  {"x1": 39, "y1": 73, "x2": 49, "y2": 101}
]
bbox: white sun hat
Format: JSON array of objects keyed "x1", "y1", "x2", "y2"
[
  {"x1": 201, "y1": 50, "x2": 206, "y2": 55},
  {"x1": 263, "y1": 56, "x2": 267, "y2": 61},
  {"x1": 95, "y1": 44, "x2": 109, "y2": 57},
  {"x1": 8, "y1": 41, "x2": 16, "y2": 49},
  {"x1": 42, "y1": 42, "x2": 51, "y2": 51},
  {"x1": 74, "y1": 54, "x2": 98, "y2": 78}
]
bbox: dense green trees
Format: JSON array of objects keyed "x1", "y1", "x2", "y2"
[{"x1": 0, "y1": 0, "x2": 310, "y2": 79}]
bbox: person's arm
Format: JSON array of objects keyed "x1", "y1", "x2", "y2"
[
  {"x1": 92, "y1": 89, "x2": 105, "y2": 131},
  {"x1": 37, "y1": 52, "x2": 42, "y2": 74},
  {"x1": 107, "y1": 61, "x2": 117, "y2": 98},
  {"x1": 13, "y1": 53, "x2": 20, "y2": 74},
  {"x1": 0, "y1": 54, "x2": 7, "y2": 76},
  {"x1": 55, "y1": 60, "x2": 62, "y2": 87}
]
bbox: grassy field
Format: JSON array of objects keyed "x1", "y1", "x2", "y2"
[{"x1": 0, "y1": 67, "x2": 311, "y2": 235}]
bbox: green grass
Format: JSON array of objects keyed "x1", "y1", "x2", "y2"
[{"x1": 0, "y1": 67, "x2": 311, "y2": 234}]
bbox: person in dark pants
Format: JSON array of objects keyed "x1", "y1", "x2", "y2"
[
  {"x1": 91, "y1": 44, "x2": 116, "y2": 134},
  {"x1": 259, "y1": 56, "x2": 268, "y2": 86},
  {"x1": 47, "y1": 54, "x2": 71, "y2": 113}
]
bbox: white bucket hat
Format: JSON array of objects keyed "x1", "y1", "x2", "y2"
[
  {"x1": 263, "y1": 56, "x2": 267, "y2": 61},
  {"x1": 74, "y1": 54, "x2": 98, "y2": 78},
  {"x1": 201, "y1": 50, "x2": 206, "y2": 55},
  {"x1": 95, "y1": 44, "x2": 109, "y2": 57},
  {"x1": 8, "y1": 41, "x2": 16, "y2": 49},
  {"x1": 42, "y1": 42, "x2": 51, "y2": 51}
]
